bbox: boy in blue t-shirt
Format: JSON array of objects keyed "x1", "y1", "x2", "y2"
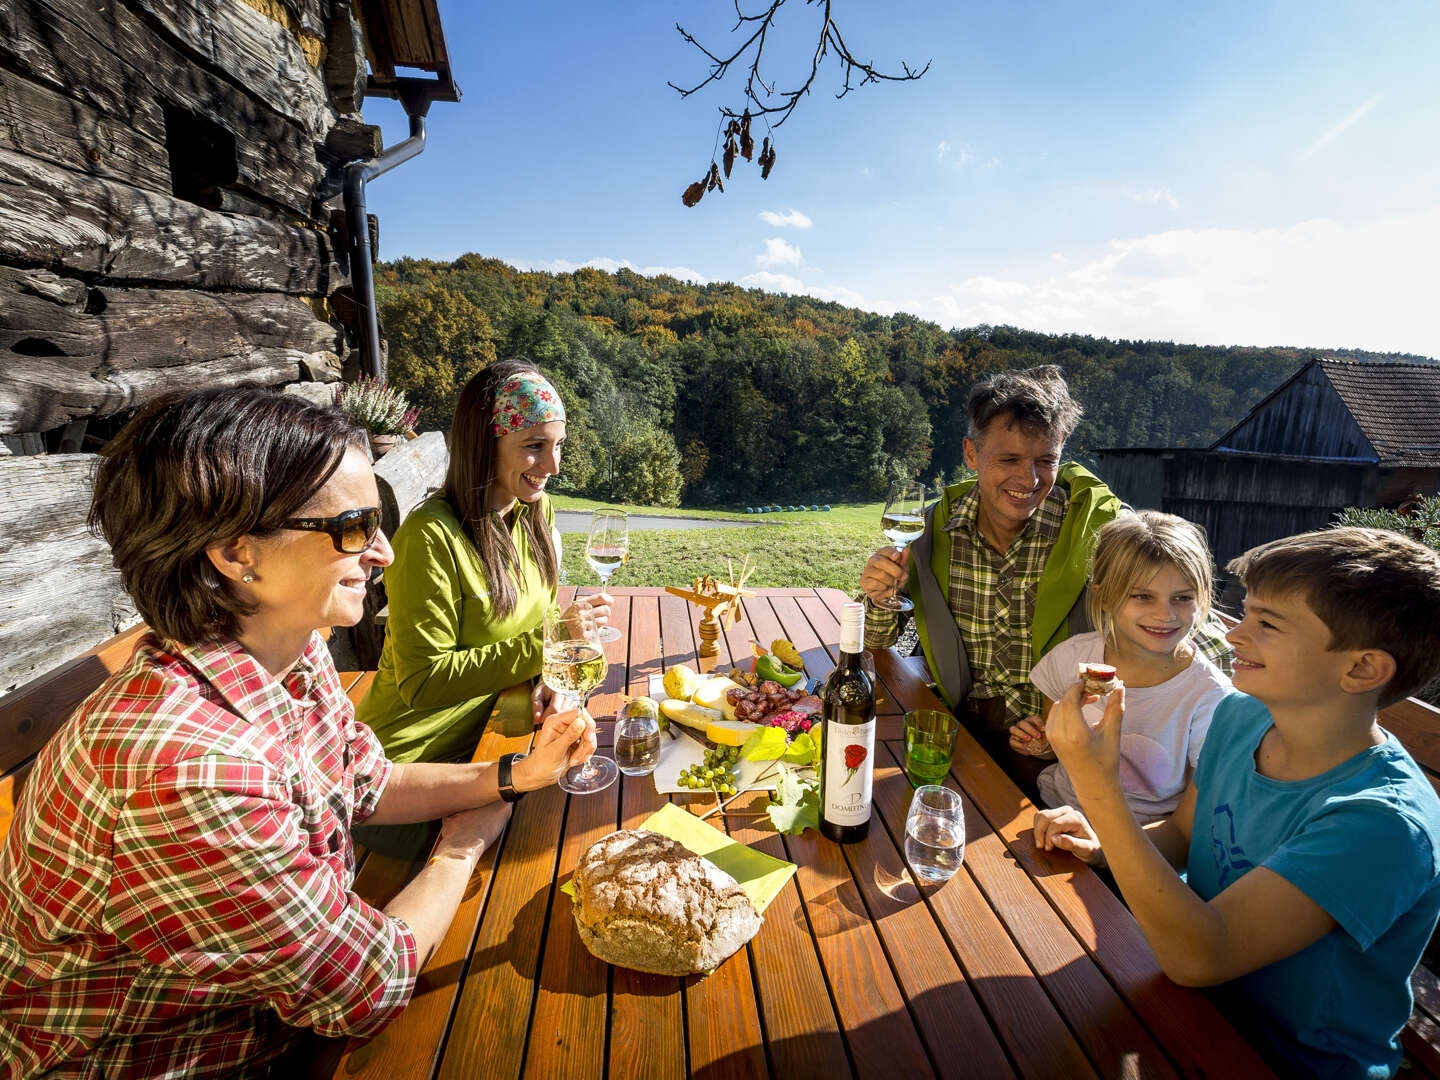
[{"x1": 1034, "y1": 527, "x2": 1440, "y2": 1078}]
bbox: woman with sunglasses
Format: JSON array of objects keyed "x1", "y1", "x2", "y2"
[
  {"x1": 355, "y1": 360, "x2": 608, "y2": 777},
  {"x1": 0, "y1": 389, "x2": 594, "y2": 1078}
]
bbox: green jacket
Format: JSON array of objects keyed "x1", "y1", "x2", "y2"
[
  {"x1": 909, "y1": 463, "x2": 1122, "y2": 713},
  {"x1": 355, "y1": 495, "x2": 556, "y2": 763}
]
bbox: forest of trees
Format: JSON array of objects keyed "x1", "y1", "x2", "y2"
[{"x1": 377, "y1": 255, "x2": 1433, "y2": 507}]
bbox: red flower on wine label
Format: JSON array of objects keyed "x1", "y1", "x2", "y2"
[{"x1": 844, "y1": 743, "x2": 867, "y2": 785}]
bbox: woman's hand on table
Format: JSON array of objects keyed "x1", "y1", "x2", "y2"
[
  {"x1": 433, "y1": 799, "x2": 512, "y2": 862},
  {"x1": 859, "y1": 546, "x2": 908, "y2": 606},
  {"x1": 513, "y1": 707, "x2": 598, "y2": 789},
  {"x1": 561, "y1": 593, "x2": 612, "y2": 635},
  {"x1": 1033, "y1": 805, "x2": 1105, "y2": 865}
]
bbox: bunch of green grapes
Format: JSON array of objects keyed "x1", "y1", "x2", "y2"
[{"x1": 677, "y1": 746, "x2": 741, "y2": 793}]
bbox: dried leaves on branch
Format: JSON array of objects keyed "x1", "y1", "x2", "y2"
[{"x1": 673, "y1": 0, "x2": 929, "y2": 205}]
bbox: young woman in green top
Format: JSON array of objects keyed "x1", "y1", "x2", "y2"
[{"x1": 356, "y1": 360, "x2": 610, "y2": 765}]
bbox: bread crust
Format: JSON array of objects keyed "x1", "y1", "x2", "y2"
[{"x1": 571, "y1": 829, "x2": 762, "y2": 975}]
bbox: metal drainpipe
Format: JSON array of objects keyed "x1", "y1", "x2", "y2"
[{"x1": 343, "y1": 108, "x2": 428, "y2": 381}]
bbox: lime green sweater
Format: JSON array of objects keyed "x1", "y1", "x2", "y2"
[{"x1": 356, "y1": 495, "x2": 555, "y2": 763}]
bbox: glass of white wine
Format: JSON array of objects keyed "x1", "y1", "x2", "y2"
[
  {"x1": 878, "y1": 481, "x2": 926, "y2": 613},
  {"x1": 542, "y1": 605, "x2": 617, "y2": 794},
  {"x1": 584, "y1": 508, "x2": 628, "y2": 644}
]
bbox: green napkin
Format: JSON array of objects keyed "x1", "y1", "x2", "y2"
[{"x1": 561, "y1": 802, "x2": 796, "y2": 915}]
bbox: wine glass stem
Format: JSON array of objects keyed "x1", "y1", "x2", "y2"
[
  {"x1": 572, "y1": 698, "x2": 596, "y2": 778},
  {"x1": 890, "y1": 540, "x2": 911, "y2": 602}
]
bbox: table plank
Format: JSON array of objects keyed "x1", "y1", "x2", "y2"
[
  {"x1": 871, "y1": 649, "x2": 1274, "y2": 1078},
  {"x1": 722, "y1": 789, "x2": 851, "y2": 1080},
  {"x1": 521, "y1": 593, "x2": 633, "y2": 1078},
  {"x1": 606, "y1": 594, "x2": 689, "y2": 1080},
  {"x1": 523, "y1": 768, "x2": 619, "y2": 1080},
  {"x1": 886, "y1": 736, "x2": 1180, "y2": 1080},
  {"x1": 437, "y1": 782, "x2": 568, "y2": 1080},
  {"x1": 875, "y1": 743, "x2": 1169, "y2": 1079},
  {"x1": 662, "y1": 593, "x2": 770, "y2": 1079},
  {"x1": 781, "y1": 825, "x2": 932, "y2": 1076},
  {"x1": 838, "y1": 767, "x2": 1021, "y2": 1079}
]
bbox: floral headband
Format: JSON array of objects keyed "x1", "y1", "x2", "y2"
[{"x1": 491, "y1": 370, "x2": 566, "y2": 436}]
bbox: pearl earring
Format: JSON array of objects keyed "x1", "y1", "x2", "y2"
[{"x1": 242, "y1": 572, "x2": 255, "y2": 583}]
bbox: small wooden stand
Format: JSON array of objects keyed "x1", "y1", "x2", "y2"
[
  {"x1": 697, "y1": 607, "x2": 720, "y2": 659},
  {"x1": 665, "y1": 559, "x2": 757, "y2": 667}
]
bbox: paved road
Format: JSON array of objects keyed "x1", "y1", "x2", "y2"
[{"x1": 554, "y1": 511, "x2": 771, "y2": 533}]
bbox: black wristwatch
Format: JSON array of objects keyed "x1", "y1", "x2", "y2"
[{"x1": 498, "y1": 753, "x2": 526, "y2": 803}]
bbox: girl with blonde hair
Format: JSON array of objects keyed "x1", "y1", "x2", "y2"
[{"x1": 1011, "y1": 511, "x2": 1232, "y2": 821}]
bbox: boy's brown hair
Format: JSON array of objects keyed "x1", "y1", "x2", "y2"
[
  {"x1": 1227, "y1": 527, "x2": 1440, "y2": 706},
  {"x1": 966, "y1": 363, "x2": 1083, "y2": 443}
]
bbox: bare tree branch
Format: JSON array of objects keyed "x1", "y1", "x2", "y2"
[
  {"x1": 671, "y1": 1, "x2": 929, "y2": 127},
  {"x1": 671, "y1": 0, "x2": 929, "y2": 203}
]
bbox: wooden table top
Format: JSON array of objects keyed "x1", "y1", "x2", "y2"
[{"x1": 318, "y1": 587, "x2": 1274, "y2": 1080}]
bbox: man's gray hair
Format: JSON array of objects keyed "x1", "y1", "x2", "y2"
[{"x1": 966, "y1": 364, "x2": 1083, "y2": 442}]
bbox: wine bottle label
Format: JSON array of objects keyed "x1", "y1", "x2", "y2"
[{"x1": 823, "y1": 719, "x2": 874, "y2": 826}]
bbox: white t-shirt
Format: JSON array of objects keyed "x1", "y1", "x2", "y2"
[{"x1": 1029, "y1": 631, "x2": 1232, "y2": 822}]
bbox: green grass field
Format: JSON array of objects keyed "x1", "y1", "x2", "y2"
[
  {"x1": 549, "y1": 494, "x2": 887, "y2": 527},
  {"x1": 558, "y1": 517, "x2": 885, "y2": 591}
]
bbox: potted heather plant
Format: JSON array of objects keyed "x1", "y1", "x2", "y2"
[{"x1": 334, "y1": 376, "x2": 419, "y2": 459}]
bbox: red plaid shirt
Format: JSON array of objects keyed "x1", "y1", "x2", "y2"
[{"x1": 0, "y1": 633, "x2": 418, "y2": 1079}]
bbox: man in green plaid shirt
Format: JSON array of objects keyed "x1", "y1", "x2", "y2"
[{"x1": 861, "y1": 365, "x2": 1230, "y2": 791}]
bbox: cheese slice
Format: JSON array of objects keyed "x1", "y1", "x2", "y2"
[{"x1": 704, "y1": 720, "x2": 759, "y2": 746}]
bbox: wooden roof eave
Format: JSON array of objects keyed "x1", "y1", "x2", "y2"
[{"x1": 355, "y1": 0, "x2": 460, "y2": 105}]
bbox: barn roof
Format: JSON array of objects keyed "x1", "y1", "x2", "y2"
[{"x1": 1317, "y1": 360, "x2": 1440, "y2": 467}]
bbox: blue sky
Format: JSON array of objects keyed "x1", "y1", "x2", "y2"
[{"x1": 363, "y1": 1, "x2": 1440, "y2": 357}]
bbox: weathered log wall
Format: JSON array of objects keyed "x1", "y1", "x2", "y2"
[
  {"x1": 0, "y1": 455, "x2": 136, "y2": 692},
  {"x1": 0, "y1": 0, "x2": 390, "y2": 684}
]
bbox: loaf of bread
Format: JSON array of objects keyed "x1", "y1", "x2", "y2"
[{"x1": 571, "y1": 829, "x2": 762, "y2": 975}]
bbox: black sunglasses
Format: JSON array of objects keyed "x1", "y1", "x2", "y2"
[{"x1": 279, "y1": 506, "x2": 382, "y2": 553}]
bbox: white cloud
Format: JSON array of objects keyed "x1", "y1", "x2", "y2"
[
  {"x1": 737, "y1": 273, "x2": 869, "y2": 308},
  {"x1": 522, "y1": 256, "x2": 708, "y2": 283},
  {"x1": 759, "y1": 208, "x2": 813, "y2": 229},
  {"x1": 1127, "y1": 188, "x2": 1179, "y2": 209},
  {"x1": 916, "y1": 208, "x2": 1440, "y2": 356},
  {"x1": 739, "y1": 271, "x2": 806, "y2": 292},
  {"x1": 936, "y1": 140, "x2": 951, "y2": 163},
  {"x1": 755, "y1": 236, "x2": 804, "y2": 269},
  {"x1": 1301, "y1": 93, "x2": 1384, "y2": 161}
]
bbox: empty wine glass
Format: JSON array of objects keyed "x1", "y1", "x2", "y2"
[
  {"x1": 878, "y1": 481, "x2": 926, "y2": 613},
  {"x1": 542, "y1": 605, "x2": 617, "y2": 794},
  {"x1": 905, "y1": 785, "x2": 965, "y2": 882},
  {"x1": 584, "y1": 509, "x2": 628, "y2": 643}
]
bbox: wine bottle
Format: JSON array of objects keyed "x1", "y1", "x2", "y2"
[{"x1": 820, "y1": 602, "x2": 876, "y2": 843}]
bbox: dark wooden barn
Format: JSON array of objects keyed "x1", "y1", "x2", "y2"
[
  {"x1": 1097, "y1": 358, "x2": 1440, "y2": 570},
  {"x1": 0, "y1": 0, "x2": 456, "y2": 691}
]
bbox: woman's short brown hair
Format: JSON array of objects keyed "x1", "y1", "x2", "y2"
[
  {"x1": 90, "y1": 388, "x2": 366, "y2": 644},
  {"x1": 1228, "y1": 527, "x2": 1440, "y2": 706}
]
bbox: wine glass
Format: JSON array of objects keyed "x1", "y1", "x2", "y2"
[
  {"x1": 542, "y1": 605, "x2": 618, "y2": 794},
  {"x1": 904, "y1": 785, "x2": 965, "y2": 882},
  {"x1": 878, "y1": 481, "x2": 926, "y2": 613},
  {"x1": 583, "y1": 509, "x2": 628, "y2": 643}
]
